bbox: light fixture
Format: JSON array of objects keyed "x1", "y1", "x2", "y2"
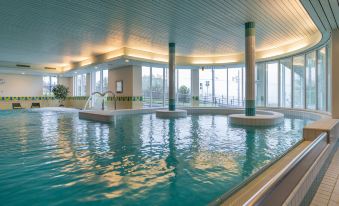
[
  {"x1": 74, "y1": 72, "x2": 77, "y2": 74},
  {"x1": 125, "y1": 59, "x2": 130, "y2": 63},
  {"x1": 21, "y1": 72, "x2": 25, "y2": 75},
  {"x1": 95, "y1": 66, "x2": 98, "y2": 69}
]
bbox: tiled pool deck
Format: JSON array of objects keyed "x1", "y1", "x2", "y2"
[{"x1": 310, "y1": 145, "x2": 339, "y2": 206}]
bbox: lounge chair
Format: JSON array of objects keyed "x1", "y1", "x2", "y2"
[
  {"x1": 31, "y1": 102, "x2": 40, "y2": 108},
  {"x1": 12, "y1": 103, "x2": 23, "y2": 109}
]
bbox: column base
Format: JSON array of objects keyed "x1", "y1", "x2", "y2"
[
  {"x1": 156, "y1": 109, "x2": 187, "y2": 119},
  {"x1": 229, "y1": 111, "x2": 284, "y2": 126}
]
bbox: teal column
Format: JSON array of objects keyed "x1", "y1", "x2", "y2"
[
  {"x1": 245, "y1": 22, "x2": 256, "y2": 116},
  {"x1": 169, "y1": 43, "x2": 176, "y2": 111}
]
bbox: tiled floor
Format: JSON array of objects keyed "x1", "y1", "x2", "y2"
[{"x1": 310, "y1": 146, "x2": 339, "y2": 206}]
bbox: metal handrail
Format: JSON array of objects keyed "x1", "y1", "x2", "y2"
[{"x1": 243, "y1": 132, "x2": 328, "y2": 206}]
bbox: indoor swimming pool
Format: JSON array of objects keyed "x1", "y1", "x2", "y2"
[{"x1": 0, "y1": 108, "x2": 313, "y2": 206}]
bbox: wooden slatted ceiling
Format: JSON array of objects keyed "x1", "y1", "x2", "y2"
[{"x1": 0, "y1": 0, "x2": 318, "y2": 67}]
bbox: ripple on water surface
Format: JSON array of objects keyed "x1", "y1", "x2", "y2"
[{"x1": 0, "y1": 109, "x2": 312, "y2": 206}]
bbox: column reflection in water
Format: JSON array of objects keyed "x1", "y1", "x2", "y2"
[
  {"x1": 242, "y1": 128, "x2": 256, "y2": 178},
  {"x1": 166, "y1": 119, "x2": 178, "y2": 171}
]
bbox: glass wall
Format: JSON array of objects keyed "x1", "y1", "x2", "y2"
[
  {"x1": 199, "y1": 68, "x2": 213, "y2": 105},
  {"x1": 102, "y1": 70, "x2": 108, "y2": 92},
  {"x1": 266, "y1": 62, "x2": 279, "y2": 107},
  {"x1": 43, "y1": 76, "x2": 58, "y2": 96},
  {"x1": 73, "y1": 74, "x2": 87, "y2": 96},
  {"x1": 228, "y1": 67, "x2": 243, "y2": 106},
  {"x1": 214, "y1": 68, "x2": 227, "y2": 105},
  {"x1": 151, "y1": 67, "x2": 164, "y2": 107},
  {"x1": 141, "y1": 66, "x2": 168, "y2": 107},
  {"x1": 142, "y1": 66, "x2": 151, "y2": 107},
  {"x1": 293, "y1": 55, "x2": 305, "y2": 108},
  {"x1": 256, "y1": 63, "x2": 266, "y2": 106},
  {"x1": 306, "y1": 52, "x2": 316, "y2": 110},
  {"x1": 91, "y1": 69, "x2": 108, "y2": 93},
  {"x1": 280, "y1": 58, "x2": 292, "y2": 108},
  {"x1": 140, "y1": 44, "x2": 330, "y2": 112},
  {"x1": 317, "y1": 47, "x2": 326, "y2": 111},
  {"x1": 177, "y1": 69, "x2": 191, "y2": 106}
]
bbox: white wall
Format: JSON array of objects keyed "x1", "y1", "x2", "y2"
[{"x1": 0, "y1": 74, "x2": 43, "y2": 96}]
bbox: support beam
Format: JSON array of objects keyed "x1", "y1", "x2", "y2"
[
  {"x1": 169, "y1": 43, "x2": 176, "y2": 111},
  {"x1": 245, "y1": 22, "x2": 256, "y2": 116},
  {"x1": 331, "y1": 29, "x2": 339, "y2": 118}
]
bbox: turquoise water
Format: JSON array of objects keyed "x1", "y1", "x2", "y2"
[{"x1": 0, "y1": 109, "x2": 312, "y2": 206}]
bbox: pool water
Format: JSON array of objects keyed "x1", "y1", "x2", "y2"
[{"x1": 0, "y1": 109, "x2": 312, "y2": 206}]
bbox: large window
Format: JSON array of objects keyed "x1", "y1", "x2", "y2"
[
  {"x1": 293, "y1": 55, "x2": 305, "y2": 108},
  {"x1": 214, "y1": 68, "x2": 227, "y2": 105},
  {"x1": 43, "y1": 76, "x2": 57, "y2": 96},
  {"x1": 92, "y1": 69, "x2": 109, "y2": 93},
  {"x1": 142, "y1": 66, "x2": 168, "y2": 108},
  {"x1": 151, "y1": 67, "x2": 164, "y2": 107},
  {"x1": 74, "y1": 74, "x2": 87, "y2": 96},
  {"x1": 199, "y1": 68, "x2": 213, "y2": 105},
  {"x1": 280, "y1": 58, "x2": 292, "y2": 108},
  {"x1": 139, "y1": 44, "x2": 330, "y2": 111},
  {"x1": 228, "y1": 67, "x2": 242, "y2": 106},
  {"x1": 266, "y1": 62, "x2": 279, "y2": 107},
  {"x1": 306, "y1": 52, "x2": 316, "y2": 110},
  {"x1": 142, "y1": 66, "x2": 151, "y2": 107},
  {"x1": 103, "y1": 70, "x2": 109, "y2": 92},
  {"x1": 256, "y1": 63, "x2": 266, "y2": 106},
  {"x1": 177, "y1": 69, "x2": 191, "y2": 106},
  {"x1": 317, "y1": 47, "x2": 326, "y2": 111}
]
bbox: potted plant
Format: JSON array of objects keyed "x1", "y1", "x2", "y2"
[{"x1": 52, "y1": 84, "x2": 69, "y2": 107}]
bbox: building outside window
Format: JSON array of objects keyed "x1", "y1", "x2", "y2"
[{"x1": 43, "y1": 76, "x2": 58, "y2": 96}]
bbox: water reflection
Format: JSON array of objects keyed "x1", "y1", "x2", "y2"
[
  {"x1": 242, "y1": 128, "x2": 256, "y2": 178},
  {"x1": 0, "y1": 110, "x2": 311, "y2": 206}
]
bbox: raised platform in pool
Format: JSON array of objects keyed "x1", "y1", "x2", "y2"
[
  {"x1": 229, "y1": 111, "x2": 284, "y2": 126},
  {"x1": 155, "y1": 109, "x2": 187, "y2": 118}
]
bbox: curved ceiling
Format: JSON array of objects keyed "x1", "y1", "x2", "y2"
[{"x1": 0, "y1": 0, "x2": 320, "y2": 72}]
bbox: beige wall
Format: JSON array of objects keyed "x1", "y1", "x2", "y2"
[
  {"x1": 0, "y1": 74, "x2": 43, "y2": 96},
  {"x1": 0, "y1": 73, "x2": 72, "y2": 97},
  {"x1": 108, "y1": 65, "x2": 142, "y2": 96},
  {"x1": 59, "y1": 77, "x2": 73, "y2": 95}
]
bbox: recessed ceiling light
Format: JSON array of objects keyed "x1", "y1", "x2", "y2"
[
  {"x1": 125, "y1": 59, "x2": 129, "y2": 63},
  {"x1": 74, "y1": 72, "x2": 77, "y2": 74},
  {"x1": 95, "y1": 66, "x2": 98, "y2": 69},
  {"x1": 21, "y1": 72, "x2": 25, "y2": 75}
]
